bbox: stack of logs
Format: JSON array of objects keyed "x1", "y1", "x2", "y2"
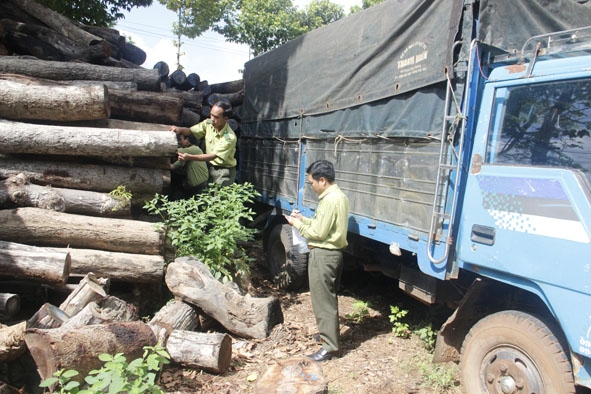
[{"x1": 0, "y1": 0, "x2": 277, "y2": 388}]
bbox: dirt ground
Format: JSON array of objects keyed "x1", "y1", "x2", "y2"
[{"x1": 160, "y1": 240, "x2": 464, "y2": 394}]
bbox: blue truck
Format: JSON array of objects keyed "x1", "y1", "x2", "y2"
[{"x1": 238, "y1": 0, "x2": 591, "y2": 391}]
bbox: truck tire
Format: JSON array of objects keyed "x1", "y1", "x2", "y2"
[
  {"x1": 460, "y1": 310, "x2": 575, "y2": 394},
  {"x1": 266, "y1": 224, "x2": 308, "y2": 291}
]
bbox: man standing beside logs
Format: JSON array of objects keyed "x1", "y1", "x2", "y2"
[{"x1": 169, "y1": 101, "x2": 237, "y2": 186}]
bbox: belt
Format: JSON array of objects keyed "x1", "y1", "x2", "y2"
[{"x1": 211, "y1": 165, "x2": 232, "y2": 170}]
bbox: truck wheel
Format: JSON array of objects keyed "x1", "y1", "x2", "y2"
[
  {"x1": 266, "y1": 224, "x2": 308, "y2": 291},
  {"x1": 460, "y1": 310, "x2": 574, "y2": 394}
]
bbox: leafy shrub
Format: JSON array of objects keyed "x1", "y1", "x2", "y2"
[{"x1": 144, "y1": 183, "x2": 260, "y2": 282}]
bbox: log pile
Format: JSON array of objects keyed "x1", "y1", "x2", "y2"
[{"x1": 0, "y1": 0, "x2": 271, "y2": 388}]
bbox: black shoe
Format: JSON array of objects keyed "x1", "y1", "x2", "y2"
[{"x1": 307, "y1": 348, "x2": 335, "y2": 362}]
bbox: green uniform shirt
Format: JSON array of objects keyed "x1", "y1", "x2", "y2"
[
  {"x1": 189, "y1": 120, "x2": 237, "y2": 168},
  {"x1": 295, "y1": 184, "x2": 349, "y2": 249},
  {"x1": 172, "y1": 145, "x2": 209, "y2": 187}
]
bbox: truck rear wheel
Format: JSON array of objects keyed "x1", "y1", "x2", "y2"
[
  {"x1": 460, "y1": 310, "x2": 574, "y2": 394},
  {"x1": 266, "y1": 224, "x2": 308, "y2": 291}
]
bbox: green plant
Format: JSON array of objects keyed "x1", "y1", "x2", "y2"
[
  {"x1": 39, "y1": 345, "x2": 170, "y2": 394},
  {"x1": 39, "y1": 369, "x2": 81, "y2": 393},
  {"x1": 108, "y1": 185, "x2": 133, "y2": 211},
  {"x1": 144, "y1": 183, "x2": 260, "y2": 282},
  {"x1": 389, "y1": 305, "x2": 411, "y2": 338},
  {"x1": 345, "y1": 300, "x2": 370, "y2": 323},
  {"x1": 406, "y1": 354, "x2": 461, "y2": 393},
  {"x1": 414, "y1": 322, "x2": 437, "y2": 352}
]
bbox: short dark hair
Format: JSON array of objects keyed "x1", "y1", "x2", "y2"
[
  {"x1": 213, "y1": 101, "x2": 232, "y2": 118},
  {"x1": 306, "y1": 160, "x2": 335, "y2": 183}
]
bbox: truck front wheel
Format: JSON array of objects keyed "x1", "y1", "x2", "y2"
[
  {"x1": 460, "y1": 310, "x2": 574, "y2": 394},
  {"x1": 266, "y1": 224, "x2": 308, "y2": 291}
]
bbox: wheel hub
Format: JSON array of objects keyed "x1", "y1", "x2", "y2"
[{"x1": 481, "y1": 347, "x2": 543, "y2": 393}]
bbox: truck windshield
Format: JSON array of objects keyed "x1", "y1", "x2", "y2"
[{"x1": 488, "y1": 78, "x2": 591, "y2": 186}]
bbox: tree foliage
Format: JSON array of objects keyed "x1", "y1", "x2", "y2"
[
  {"x1": 302, "y1": 0, "x2": 344, "y2": 30},
  {"x1": 37, "y1": 0, "x2": 152, "y2": 26},
  {"x1": 159, "y1": 0, "x2": 227, "y2": 69}
]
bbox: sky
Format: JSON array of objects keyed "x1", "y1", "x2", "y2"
[{"x1": 115, "y1": 0, "x2": 361, "y2": 84}]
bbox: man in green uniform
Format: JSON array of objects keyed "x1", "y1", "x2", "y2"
[
  {"x1": 285, "y1": 160, "x2": 350, "y2": 362},
  {"x1": 169, "y1": 101, "x2": 237, "y2": 186},
  {"x1": 170, "y1": 133, "x2": 209, "y2": 198}
]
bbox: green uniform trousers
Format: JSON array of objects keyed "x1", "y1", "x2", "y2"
[{"x1": 308, "y1": 247, "x2": 344, "y2": 352}]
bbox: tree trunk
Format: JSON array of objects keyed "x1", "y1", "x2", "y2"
[
  {"x1": 0, "y1": 120, "x2": 177, "y2": 157},
  {"x1": 206, "y1": 91, "x2": 244, "y2": 107},
  {"x1": 210, "y1": 79, "x2": 244, "y2": 94},
  {"x1": 182, "y1": 108, "x2": 201, "y2": 127},
  {"x1": 149, "y1": 299, "x2": 200, "y2": 342},
  {"x1": 8, "y1": 0, "x2": 104, "y2": 47},
  {"x1": 108, "y1": 88, "x2": 183, "y2": 125},
  {"x1": 0, "y1": 208, "x2": 165, "y2": 255},
  {"x1": 24, "y1": 321, "x2": 157, "y2": 381},
  {"x1": 165, "y1": 256, "x2": 283, "y2": 339},
  {"x1": 181, "y1": 90, "x2": 204, "y2": 112},
  {"x1": 59, "y1": 247, "x2": 165, "y2": 283},
  {"x1": 166, "y1": 330, "x2": 232, "y2": 374},
  {"x1": 0, "y1": 293, "x2": 20, "y2": 317},
  {"x1": 0, "y1": 156, "x2": 168, "y2": 194},
  {"x1": 64, "y1": 118, "x2": 169, "y2": 132},
  {"x1": 0, "y1": 57, "x2": 161, "y2": 91},
  {"x1": 0, "y1": 174, "x2": 131, "y2": 217},
  {"x1": 0, "y1": 241, "x2": 70, "y2": 286}
]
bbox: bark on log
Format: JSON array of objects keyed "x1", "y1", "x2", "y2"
[
  {"x1": 181, "y1": 90, "x2": 204, "y2": 112},
  {"x1": 0, "y1": 71, "x2": 137, "y2": 90},
  {"x1": 0, "y1": 208, "x2": 166, "y2": 255},
  {"x1": 182, "y1": 108, "x2": 201, "y2": 127},
  {"x1": 210, "y1": 79, "x2": 244, "y2": 94},
  {"x1": 166, "y1": 330, "x2": 232, "y2": 374},
  {"x1": 207, "y1": 91, "x2": 244, "y2": 107},
  {"x1": 0, "y1": 321, "x2": 26, "y2": 363},
  {"x1": 153, "y1": 61, "x2": 169, "y2": 79},
  {"x1": 0, "y1": 76, "x2": 109, "y2": 121},
  {"x1": 0, "y1": 57, "x2": 161, "y2": 91},
  {"x1": 0, "y1": 19, "x2": 111, "y2": 62},
  {"x1": 57, "y1": 247, "x2": 165, "y2": 283},
  {"x1": 119, "y1": 41, "x2": 146, "y2": 66},
  {"x1": 0, "y1": 120, "x2": 177, "y2": 157},
  {"x1": 149, "y1": 299, "x2": 200, "y2": 334},
  {"x1": 0, "y1": 174, "x2": 131, "y2": 217},
  {"x1": 0, "y1": 156, "x2": 168, "y2": 194},
  {"x1": 25, "y1": 321, "x2": 157, "y2": 381},
  {"x1": 0, "y1": 293, "x2": 19, "y2": 317},
  {"x1": 165, "y1": 256, "x2": 283, "y2": 339},
  {"x1": 108, "y1": 88, "x2": 183, "y2": 125},
  {"x1": 62, "y1": 118, "x2": 168, "y2": 131},
  {"x1": 59, "y1": 273, "x2": 109, "y2": 317},
  {"x1": 8, "y1": 0, "x2": 104, "y2": 47},
  {"x1": 0, "y1": 241, "x2": 71, "y2": 286}
]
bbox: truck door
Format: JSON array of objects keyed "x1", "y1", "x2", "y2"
[{"x1": 457, "y1": 76, "x2": 591, "y2": 351}]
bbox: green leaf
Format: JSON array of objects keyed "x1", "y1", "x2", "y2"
[{"x1": 39, "y1": 377, "x2": 59, "y2": 387}]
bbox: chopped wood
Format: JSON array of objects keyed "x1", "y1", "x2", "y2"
[
  {"x1": 59, "y1": 273, "x2": 109, "y2": 317},
  {"x1": 0, "y1": 207, "x2": 166, "y2": 255},
  {"x1": 0, "y1": 321, "x2": 27, "y2": 363},
  {"x1": 0, "y1": 156, "x2": 169, "y2": 194},
  {"x1": 108, "y1": 88, "x2": 183, "y2": 125},
  {"x1": 0, "y1": 293, "x2": 20, "y2": 317},
  {"x1": 0, "y1": 241, "x2": 71, "y2": 286},
  {"x1": 0, "y1": 57, "x2": 161, "y2": 91},
  {"x1": 24, "y1": 321, "x2": 157, "y2": 381},
  {"x1": 27, "y1": 303, "x2": 69, "y2": 329},
  {"x1": 60, "y1": 296, "x2": 138, "y2": 331},
  {"x1": 165, "y1": 256, "x2": 283, "y2": 339},
  {"x1": 166, "y1": 330, "x2": 232, "y2": 374},
  {"x1": 149, "y1": 299, "x2": 200, "y2": 342}
]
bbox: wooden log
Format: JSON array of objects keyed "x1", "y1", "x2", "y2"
[
  {"x1": 58, "y1": 247, "x2": 165, "y2": 283},
  {"x1": 60, "y1": 296, "x2": 138, "y2": 331},
  {"x1": 206, "y1": 91, "x2": 243, "y2": 107},
  {"x1": 24, "y1": 321, "x2": 157, "y2": 381},
  {"x1": 170, "y1": 69, "x2": 189, "y2": 90},
  {"x1": 0, "y1": 57, "x2": 161, "y2": 91},
  {"x1": 186, "y1": 73, "x2": 200, "y2": 89},
  {"x1": 0, "y1": 321, "x2": 27, "y2": 363},
  {"x1": 153, "y1": 61, "x2": 169, "y2": 79},
  {"x1": 0, "y1": 156, "x2": 168, "y2": 194},
  {"x1": 197, "y1": 80, "x2": 211, "y2": 96},
  {"x1": 149, "y1": 299, "x2": 200, "y2": 343},
  {"x1": 210, "y1": 79, "x2": 244, "y2": 94},
  {"x1": 0, "y1": 174, "x2": 131, "y2": 217},
  {"x1": 120, "y1": 40, "x2": 147, "y2": 66},
  {"x1": 165, "y1": 256, "x2": 283, "y2": 339},
  {"x1": 0, "y1": 120, "x2": 177, "y2": 157},
  {"x1": 27, "y1": 303, "x2": 69, "y2": 329},
  {"x1": 0, "y1": 73, "x2": 110, "y2": 121},
  {"x1": 0, "y1": 72, "x2": 138, "y2": 91},
  {"x1": 0, "y1": 208, "x2": 166, "y2": 255},
  {"x1": 59, "y1": 273, "x2": 109, "y2": 317},
  {"x1": 0, "y1": 241, "x2": 70, "y2": 286},
  {"x1": 182, "y1": 108, "x2": 202, "y2": 127},
  {"x1": 0, "y1": 19, "x2": 111, "y2": 62},
  {"x1": 166, "y1": 330, "x2": 232, "y2": 374},
  {"x1": 2, "y1": 30, "x2": 67, "y2": 60},
  {"x1": 108, "y1": 88, "x2": 183, "y2": 125},
  {"x1": 181, "y1": 90, "x2": 204, "y2": 112},
  {"x1": 0, "y1": 293, "x2": 19, "y2": 317},
  {"x1": 8, "y1": 0, "x2": 104, "y2": 47},
  {"x1": 62, "y1": 118, "x2": 168, "y2": 131}
]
